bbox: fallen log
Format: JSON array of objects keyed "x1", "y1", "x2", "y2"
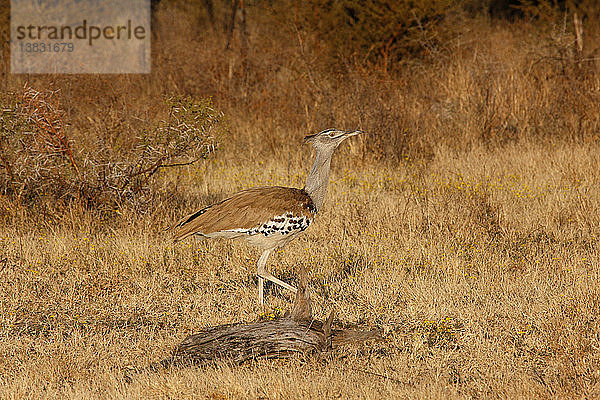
[{"x1": 159, "y1": 276, "x2": 382, "y2": 367}]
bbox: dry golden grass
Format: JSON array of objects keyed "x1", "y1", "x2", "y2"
[
  {"x1": 1, "y1": 140, "x2": 599, "y2": 398},
  {"x1": 1, "y1": 3, "x2": 600, "y2": 399}
]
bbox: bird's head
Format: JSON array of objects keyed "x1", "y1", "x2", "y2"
[{"x1": 303, "y1": 129, "x2": 364, "y2": 151}]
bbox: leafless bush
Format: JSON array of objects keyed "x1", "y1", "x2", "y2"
[
  {"x1": 0, "y1": 84, "x2": 79, "y2": 200},
  {"x1": 0, "y1": 85, "x2": 224, "y2": 212}
]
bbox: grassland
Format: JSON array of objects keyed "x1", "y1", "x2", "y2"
[{"x1": 1, "y1": 2, "x2": 600, "y2": 399}]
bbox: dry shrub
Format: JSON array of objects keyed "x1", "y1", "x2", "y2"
[
  {"x1": 188, "y1": 3, "x2": 599, "y2": 162},
  {"x1": 1, "y1": 1, "x2": 598, "y2": 199},
  {"x1": 0, "y1": 84, "x2": 79, "y2": 200},
  {"x1": 0, "y1": 85, "x2": 224, "y2": 213},
  {"x1": 286, "y1": 0, "x2": 462, "y2": 66}
]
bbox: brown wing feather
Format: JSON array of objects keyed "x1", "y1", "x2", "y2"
[{"x1": 172, "y1": 186, "x2": 316, "y2": 241}]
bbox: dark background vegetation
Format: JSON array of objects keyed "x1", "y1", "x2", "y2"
[{"x1": 1, "y1": 0, "x2": 599, "y2": 219}]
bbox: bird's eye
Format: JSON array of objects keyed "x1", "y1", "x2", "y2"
[{"x1": 329, "y1": 132, "x2": 336, "y2": 137}]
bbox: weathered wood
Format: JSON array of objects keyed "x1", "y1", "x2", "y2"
[
  {"x1": 159, "y1": 274, "x2": 382, "y2": 367},
  {"x1": 285, "y1": 270, "x2": 313, "y2": 322},
  {"x1": 169, "y1": 318, "x2": 330, "y2": 365}
]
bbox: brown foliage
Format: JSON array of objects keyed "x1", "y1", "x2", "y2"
[{"x1": 0, "y1": 85, "x2": 223, "y2": 212}]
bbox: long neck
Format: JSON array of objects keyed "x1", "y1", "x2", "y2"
[{"x1": 304, "y1": 148, "x2": 335, "y2": 211}]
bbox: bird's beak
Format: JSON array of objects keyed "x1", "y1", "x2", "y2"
[{"x1": 343, "y1": 130, "x2": 365, "y2": 137}]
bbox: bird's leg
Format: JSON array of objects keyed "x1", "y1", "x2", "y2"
[
  {"x1": 262, "y1": 272, "x2": 298, "y2": 293},
  {"x1": 256, "y1": 250, "x2": 271, "y2": 306},
  {"x1": 258, "y1": 276, "x2": 265, "y2": 306},
  {"x1": 256, "y1": 249, "x2": 297, "y2": 304}
]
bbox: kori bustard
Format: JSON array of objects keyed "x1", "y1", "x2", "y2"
[{"x1": 171, "y1": 129, "x2": 364, "y2": 304}]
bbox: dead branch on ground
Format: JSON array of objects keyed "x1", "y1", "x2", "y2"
[{"x1": 158, "y1": 276, "x2": 383, "y2": 368}]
